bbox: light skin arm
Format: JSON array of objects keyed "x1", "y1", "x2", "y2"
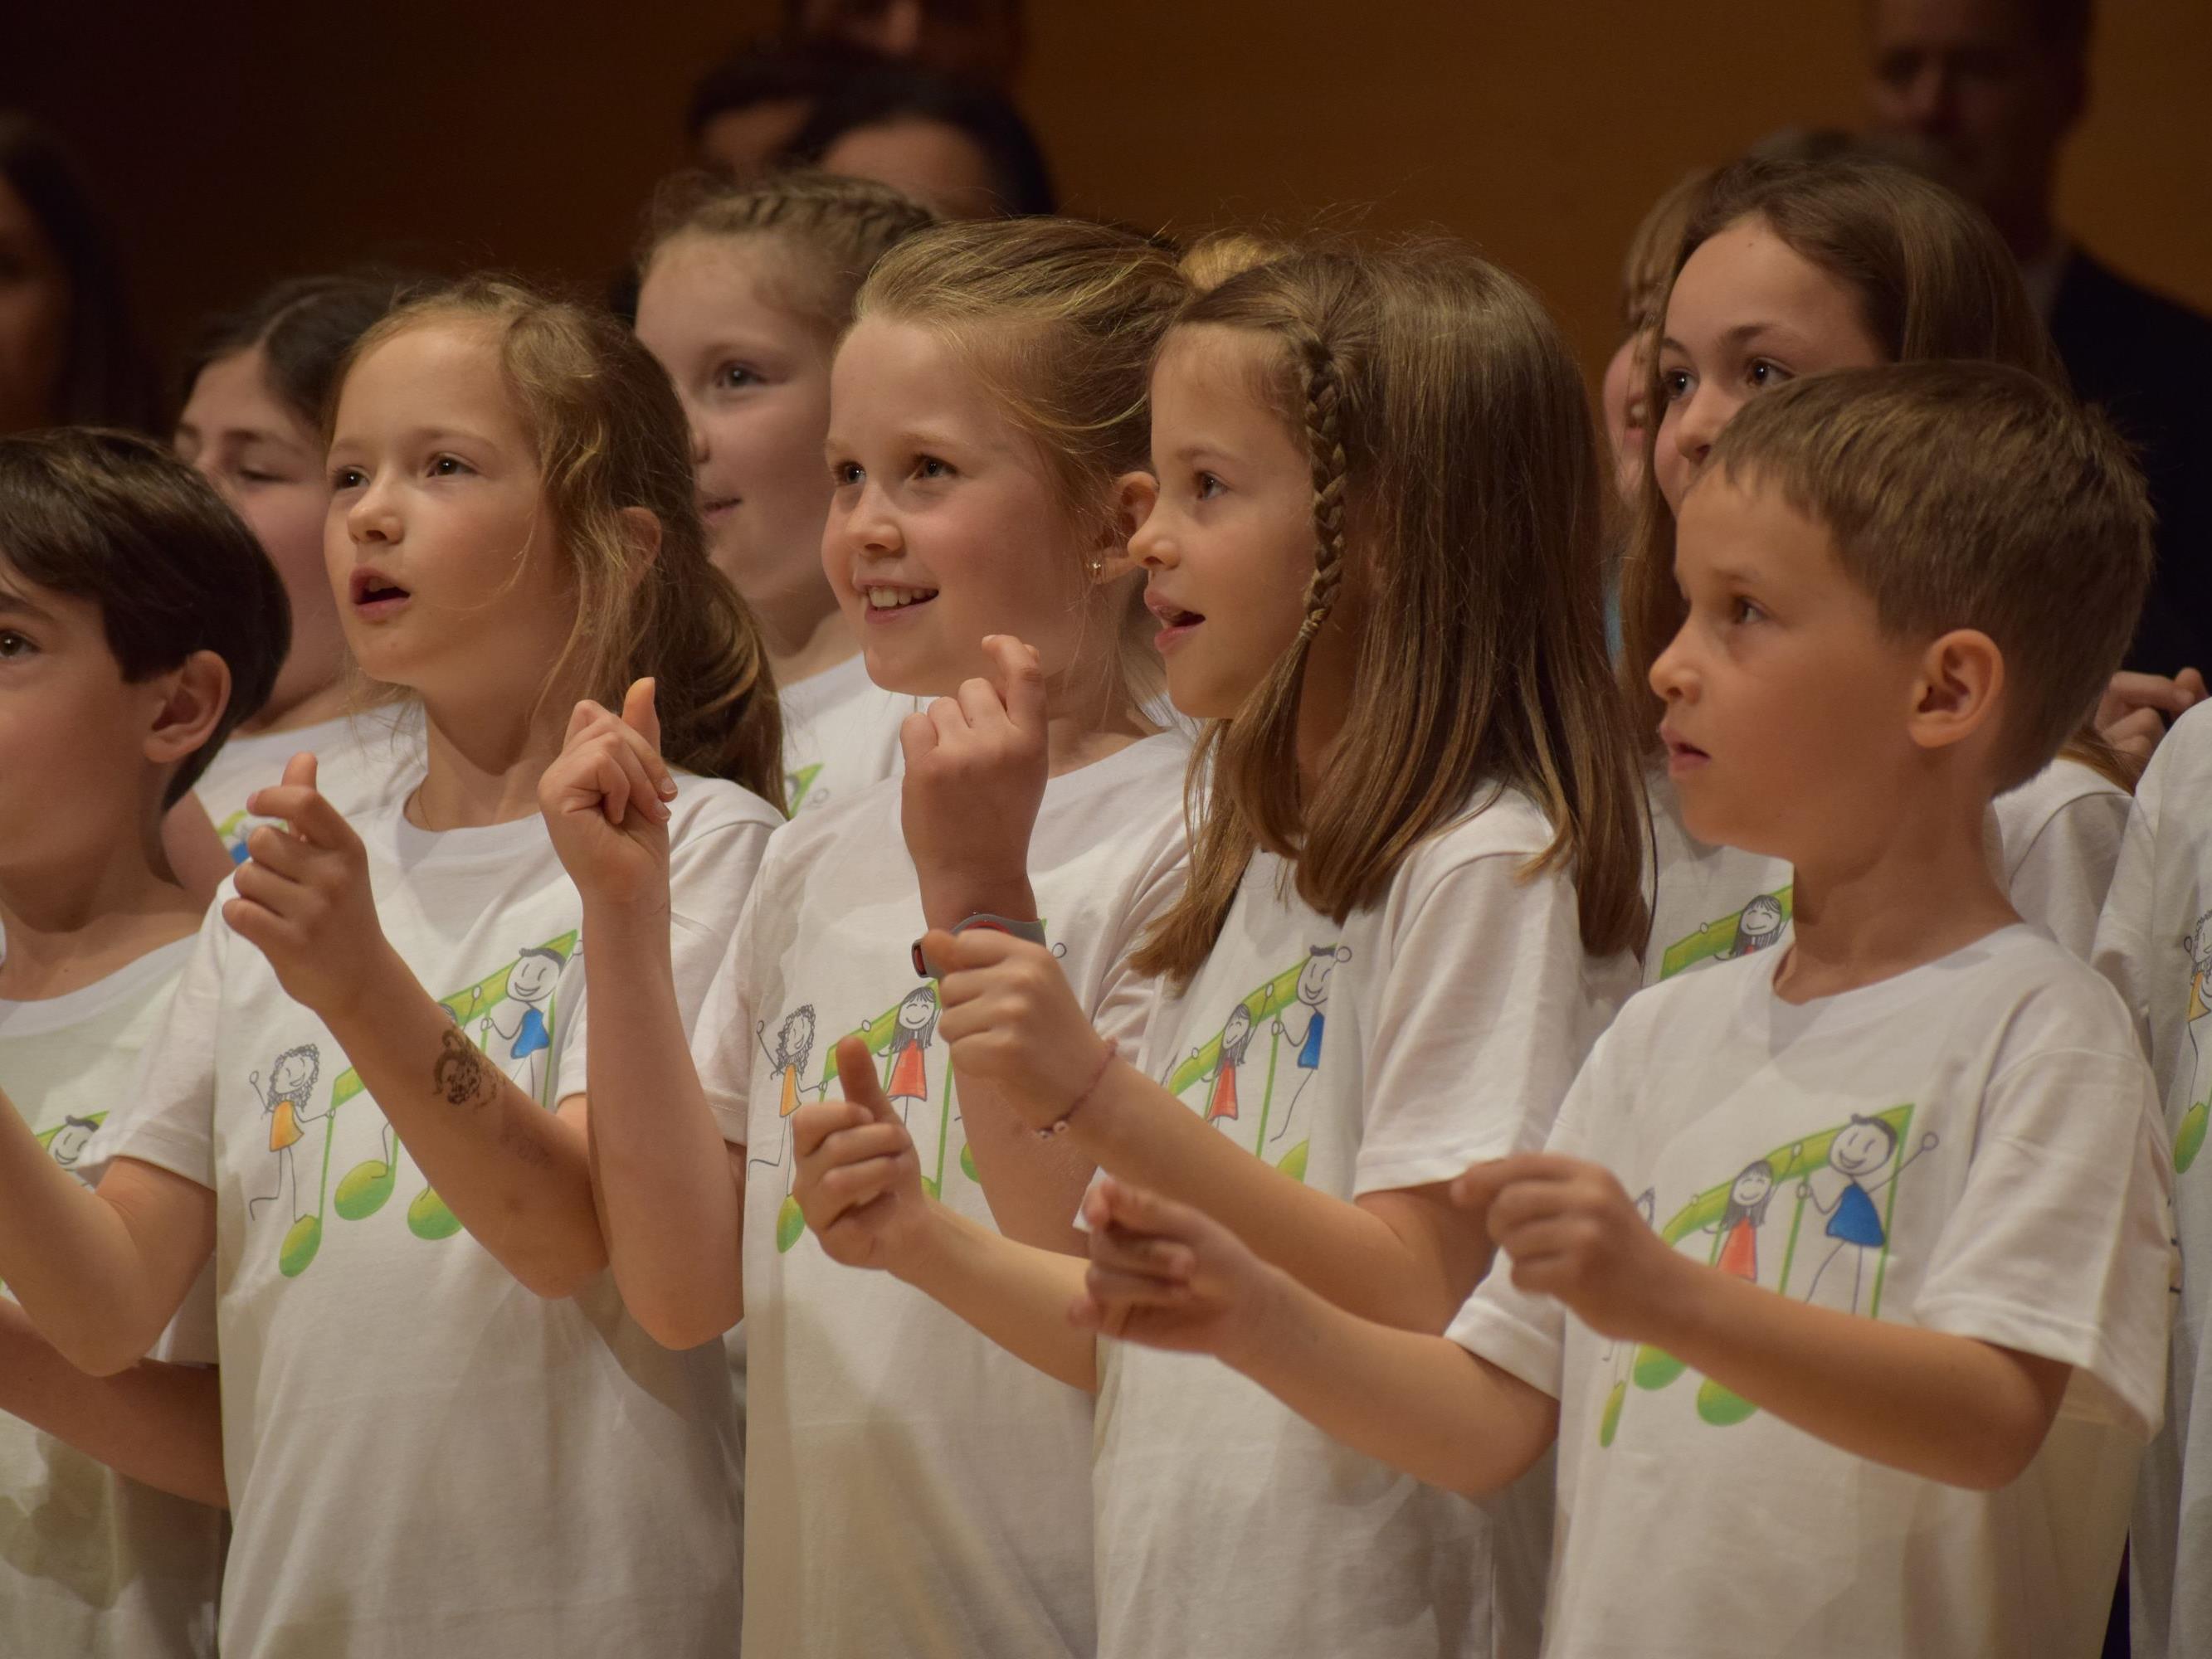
[
  {"x1": 794, "y1": 1037, "x2": 1095, "y2": 1389},
  {"x1": 1074, "y1": 1179, "x2": 1558, "y2": 1496},
  {"x1": 0, "y1": 1301, "x2": 227, "y2": 1508},
  {"x1": 1463, "y1": 1154, "x2": 2072, "y2": 1490},
  {"x1": 0, "y1": 1119, "x2": 212, "y2": 1378},
  {"x1": 903, "y1": 636, "x2": 1099, "y2": 1253},
  {"x1": 931, "y1": 927, "x2": 1490, "y2": 1330},
  {"x1": 539, "y1": 684, "x2": 745, "y2": 1347},
  {"x1": 227, "y1": 755, "x2": 604, "y2": 1299}
]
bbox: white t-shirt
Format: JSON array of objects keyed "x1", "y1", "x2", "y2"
[
  {"x1": 1094, "y1": 791, "x2": 1636, "y2": 1659},
  {"x1": 777, "y1": 653, "x2": 914, "y2": 815},
  {"x1": 85, "y1": 777, "x2": 778, "y2": 1657},
  {"x1": 1644, "y1": 756, "x2": 2129, "y2": 984},
  {"x1": 0, "y1": 939, "x2": 224, "y2": 1658},
  {"x1": 688, "y1": 732, "x2": 1190, "y2": 1659},
  {"x1": 2091, "y1": 701, "x2": 2212, "y2": 1659},
  {"x1": 192, "y1": 707, "x2": 424, "y2": 868},
  {"x1": 1451, "y1": 926, "x2": 2171, "y2": 1659}
]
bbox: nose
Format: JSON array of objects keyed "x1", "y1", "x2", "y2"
[
  {"x1": 1128, "y1": 504, "x2": 1173, "y2": 571},
  {"x1": 826, "y1": 476, "x2": 902, "y2": 567},
  {"x1": 343, "y1": 476, "x2": 400, "y2": 546},
  {"x1": 1900, "y1": 60, "x2": 1956, "y2": 131},
  {"x1": 1672, "y1": 386, "x2": 1727, "y2": 472},
  {"x1": 188, "y1": 451, "x2": 239, "y2": 507},
  {"x1": 687, "y1": 412, "x2": 709, "y2": 467},
  {"x1": 1649, "y1": 616, "x2": 1698, "y2": 706}
]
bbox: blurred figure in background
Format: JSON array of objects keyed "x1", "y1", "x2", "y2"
[
  {"x1": 687, "y1": 37, "x2": 881, "y2": 178},
  {"x1": 0, "y1": 112, "x2": 158, "y2": 435},
  {"x1": 787, "y1": 0, "x2": 1024, "y2": 88},
  {"x1": 782, "y1": 61, "x2": 1055, "y2": 217},
  {"x1": 1866, "y1": 0, "x2": 2212, "y2": 677}
]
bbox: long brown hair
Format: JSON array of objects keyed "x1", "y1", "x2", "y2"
[
  {"x1": 1613, "y1": 155, "x2": 2132, "y2": 788},
  {"x1": 338, "y1": 278, "x2": 783, "y2": 799},
  {"x1": 1134, "y1": 245, "x2": 1649, "y2": 985}
]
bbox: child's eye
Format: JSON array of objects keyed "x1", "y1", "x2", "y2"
[
  {"x1": 330, "y1": 465, "x2": 367, "y2": 491},
  {"x1": 831, "y1": 460, "x2": 864, "y2": 488},
  {"x1": 1729, "y1": 596, "x2": 1766, "y2": 625},
  {"x1": 714, "y1": 363, "x2": 761, "y2": 392},
  {"x1": 1195, "y1": 471, "x2": 1225, "y2": 500},
  {"x1": 1662, "y1": 368, "x2": 1693, "y2": 402},
  {"x1": 0, "y1": 630, "x2": 35, "y2": 659},
  {"x1": 1747, "y1": 360, "x2": 1792, "y2": 391},
  {"x1": 237, "y1": 469, "x2": 286, "y2": 487},
  {"x1": 915, "y1": 455, "x2": 953, "y2": 481},
  {"x1": 430, "y1": 455, "x2": 473, "y2": 478}
]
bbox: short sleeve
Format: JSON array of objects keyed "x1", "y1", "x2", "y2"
[
  {"x1": 667, "y1": 810, "x2": 776, "y2": 1031},
  {"x1": 689, "y1": 885, "x2": 762, "y2": 1148},
  {"x1": 1443, "y1": 1042, "x2": 1618, "y2": 1400},
  {"x1": 2090, "y1": 764, "x2": 2161, "y2": 1059},
  {"x1": 1084, "y1": 810, "x2": 1189, "y2": 1060},
  {"x1": 1913, "y1": 1042, "x2": 2174, "y2": 1438},
  {"x1": 81, "y1": 907, "x2": 227, "y2": 1191},
  {"x1": 1353, "y1": 844, "x2": 1625, "y2": 1197},
  {"x1": 2004, "y1": 788, "x2": 2131, "y2": 958}
]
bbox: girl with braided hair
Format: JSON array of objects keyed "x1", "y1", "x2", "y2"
[
  {"x1": 559, "y1": 214, "x2": 1197, "y2": 1657},
  {"x1": 791, "y1": 241, "x2": 1649, "y2": 1657},
  {"x1": 635, "y1": 168, "x2": 934, "y2": 812}
]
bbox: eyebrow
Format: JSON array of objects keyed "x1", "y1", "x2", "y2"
[
  {"x1": 1661, "y1": 320, "x2": 1808, "y2": 358},
  {"x1": 0, "y1": 588, "x2": 58, "y2": 625}
]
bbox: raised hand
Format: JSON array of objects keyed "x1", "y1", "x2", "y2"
[
  {"x1": 1072, "y1": 1178, "x2": 1284, "y2": 1360},
  {"x1": 900, "y1": 634, "x2": 1048, "y2": 920},
  {"x1": 2097, "y1": 666, "x2": 2206, "y2": 764},
  {"x1": 1453, "y1": 1153, "x2": 1687, "y2": 1342},
  {"x1": 794, "y1": 1036, "x2": 933, "y2": 1272},
  {"x1": 926, "y1": 925, "x2": 1115, "y2": 1130},
  {"x1": 223, "y1": 753, "x2": 399, "y2": 1021},
  {"x1": 538, "y1": 679, "x2": 679, "y2": 908}
]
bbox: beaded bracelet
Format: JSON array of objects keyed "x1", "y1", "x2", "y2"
[{"x1": 1035, "y1": 1044, "x2": 1118, "y2": 1141}]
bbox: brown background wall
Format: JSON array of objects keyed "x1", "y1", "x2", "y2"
[{"x1": 11, "y1": 0, "x2": 2209, "y2": 396}]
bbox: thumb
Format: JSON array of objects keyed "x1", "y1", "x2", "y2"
[
  {"x1": 1449, "y1": 1157, "x2": 1515, "y2": 1215},
  {"x1": 834, "y1": 1035, "x2": 895, "y2": 1124},
  {"x1": 622, "y1": 677, "x2": 663, "y2": 754},
  {"x1": 984, "y1": 635, "x2": 1046, "y2": 737},
  {"x1": 281, "y1": 752, "x2": 319, "y2": 792}
]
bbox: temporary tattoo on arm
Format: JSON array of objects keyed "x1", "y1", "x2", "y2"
[{"x1": 434, "y1": 1029, "x2": 497, "y2": 1109}]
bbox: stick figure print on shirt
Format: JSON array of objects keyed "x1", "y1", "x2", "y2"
[
  {"x1": 884, "y1": 988, "x2": 940, "y2": 1126},
  {"x1": 1659, "y1": 885, "x2": 1794, "y2": 980},
  {"x1": 46, "y1": 1114, "x2": 99, "y2": 1171},
  {"x1": 480, "y1": 944, "x2": 567, "y2": 1105},
  {"x1": 749, "y1": 1005, "x2": 821, "y2": 1186},
  {"x1": 246, "y1": 1044, "x2": 328, "y2": 1226},
  {"x1": 1270, "y1": 946, "x2": 1350, "y2": 1149},
  {"x1": 1705, "y1": 1160, "x2": 1776, "y2": 1283},
  {"x1": 1800, "y1": 1114, "x2": 1939, "y2": 1316},
  {"x1": 1201, "y1": 1005, "x2": 1256, "y2": 1123}
]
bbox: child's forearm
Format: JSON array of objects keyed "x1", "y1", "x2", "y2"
[
  {"x1": 1639, "y1": 1256, "x2": 2070, "y2": 1489},
  {"x1": 1218, "y1": 1267, "x2": 1557, "y2": 1497},
  {"x1": 895, "y1": 1207, "x2": 1097, "y2": 1389},
  {"x1": 952, "y1": 1073, "x2": 1097, "y2": 1256},
  {"x1": 321, "y1": 947, "x2": 604, "y2": 1299},
  {"x1": 0, "y1": 1301, "x2": 227, "y2": 1508},
  {"x1": 0, "y1": 1102, "x2": 198, "y2": 1374},
  {"x1": 1079, "y1": 1068, "x2": 1476, "y2": 1330},
  {"x1": 578, "y1": 901, "x2": 745, "y2": 1348}
]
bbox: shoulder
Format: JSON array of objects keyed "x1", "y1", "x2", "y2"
[
  {"x1": 1959, "y1": 927, "x2": 2143, "y2": 1065},
  {"x1": 665, "y1": 773, "x2": 786, "y2": 844},
  {"x1": 2056, "y1": 251, "x2": 2212, "y2": 365},
  {"x1": 1400, "y1": 784, "x2": 1558, "y2": 882}
]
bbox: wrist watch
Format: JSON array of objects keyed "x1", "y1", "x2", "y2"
[{"x1": 912, "y1": 913, "x2": 1048, "y2": 978}]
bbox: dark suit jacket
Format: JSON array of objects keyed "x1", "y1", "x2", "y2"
[{"x1": 2049, "y1": 251, "x2": 2212, "y2": 676}]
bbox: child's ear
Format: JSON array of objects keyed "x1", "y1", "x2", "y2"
[
  {"x1": 1906, "y1": 627, "x2": 2005, "y2": 755},
  {"x1": 144, "y1": 649, "x2": 233, "y2": 772},
  {"x1": 1088, "y1": 471, "x2": 1158, "y2": 586},
  {"x1": 619, "y1": 506, "x2": 664, "y2": 591}
]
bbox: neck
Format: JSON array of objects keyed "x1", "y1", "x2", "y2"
[
  {"x1": 1773, "y1": 769, "x2": 2014, "y2": 1003},
  {"x1": 241, "y1": 671, "x2": 353, "y2": 738},
  {"x1": 759, "y1": 586, "x2": 861, "y2": 690},
  {"x1": 0, "y1": 820, "x2": 200, "y2": 1000},
  {"x1": 1040, "y1": 650, "x2": 1150, "y2": 777},
  {"x1": 409, "y1": 684, "x2": 573, "y2": 830}
]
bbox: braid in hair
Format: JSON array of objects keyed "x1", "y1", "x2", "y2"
[{"x1": 1296, "y1": 336, "x2": 1350, "y2": 640}]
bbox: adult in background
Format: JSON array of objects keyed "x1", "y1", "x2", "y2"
[
  {"x1": 0, "y1": 113, "x2": 158, "y2": 435},
  {"x1": 1867, "y1": 0, "x2": 2212, "y2": 680},
  {"x1": 782, "y1": 60, "x2": 1054, "y2": 219},
  {"x1": 789, "y1": 0, "x2": 1023, "y2": 89}
]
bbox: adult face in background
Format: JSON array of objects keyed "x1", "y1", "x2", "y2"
[
  {"x1": 1864, "y1": 0, "x2": 2088, "y2": 256},
  {"x1": 793, "y1": 0, "x2": 1025, "y2": 88},
  {"x1": 0, "y1": 171, "x2": 70, "y2": 435}
]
